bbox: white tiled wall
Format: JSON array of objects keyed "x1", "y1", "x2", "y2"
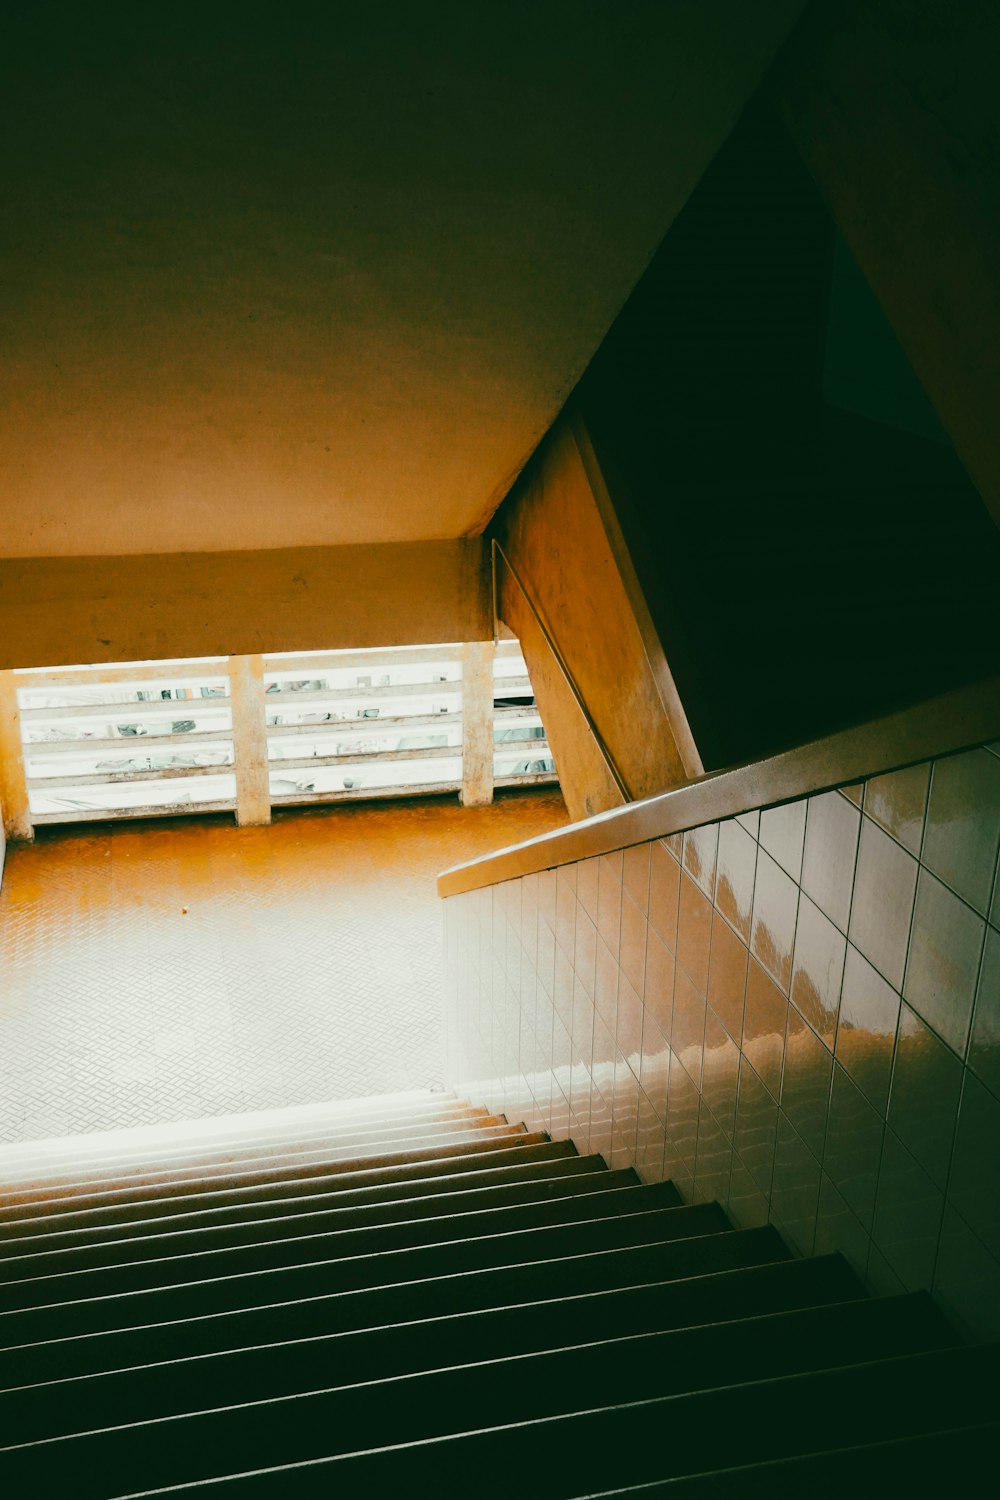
[{"x1": 444, "y1": 742, "x2": 1000, "y2": 1340}]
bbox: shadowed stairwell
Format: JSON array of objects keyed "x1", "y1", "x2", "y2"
[{"x1": 0, "y1": 1092, "x2": 995, "y2": 1494}]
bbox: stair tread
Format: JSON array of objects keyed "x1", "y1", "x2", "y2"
[
  {"x1": 0, "y1": 1203, "x2": 735, "y2": 1340},
  {"x1": 0, "y1": 1153, "x2": 609, "y2": 1255},
  {"x1": 0, "y1": 1131, "x2": 555, "y2": 1230},
  {"x1": 0, "y1": 1095, "x2": 469, "y2": 1172},
  {"x1": 101, "y1": 1342, "x2": 1000, "y2": 1497},
  {"x1": 0, "y1": 1121, "x2": 528, "y2": 1211},
  {"x1": 0, "y1": 1293, "x2": 955, "y2": 1463},
  {"x1": 0, "y1": 1170, "x2": 644, "y2": 1284},
  {"x1": 0, "y1": 1226, "x2": 791, "y2": 1386},
  {"x1": 577, "y1": 1420, "x2": 1000, "y2": 1496},
  {"x1": 0, "y1": 1106, "x2": 494, "y2": 1192},
  {"x1": 0, "y1": 1181, "x2": 690, "y2": 1308}
]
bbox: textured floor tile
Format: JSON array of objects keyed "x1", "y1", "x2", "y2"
[{"x1": 0, "y1": 789, "x2": 566, "y2": 1141}]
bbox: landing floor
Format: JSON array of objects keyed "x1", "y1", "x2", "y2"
[{"x1": 0, "y1": 789, "x2": 566, "y2": 1143}]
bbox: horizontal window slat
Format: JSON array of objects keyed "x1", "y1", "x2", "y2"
[
  {"x1": 20, "y1": 699, "x2": 231, "y2": 723},
  {"x1": 21, "y1": 731, "x2": 236, "y2": 754},
  {"x1": 264, "y1": 645, "x2": 464, "y2": 672},
  {"x1": 494, "y1": 771, "x2": 560, "y2": 787},
  {"x1": 266, "y1": 743, "x2": 459, "y2": 771},
  {"x1": 265, "y1": 711, "x2": 463, "y2": 737},
  {"x1": 30, "y1": 799, "x2": 237, "y2": 826},
  {"x1": 269, "y1": 782, "x2": 460, "y2": 806},
  {"x1": 262, "y1": 680, "x2": 462, "y2": 706},
  {"x1": 26, "y1": 762, "x2": 233, "y2": 789},
  {"x1": 14, "y1": 660, "x2": 227, "y2": 689}
]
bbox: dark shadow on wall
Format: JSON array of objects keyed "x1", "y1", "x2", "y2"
[{"x1": 574, "y1": 100, "x2": 1000, "y2": 772}]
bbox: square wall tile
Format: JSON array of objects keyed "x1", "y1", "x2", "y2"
[
  {"x1": 727, "y1": 1150, "x2": 770, "y2": 1229},
  {"x1": 814, "y1": 1173, "x2": 870, "y2": 1282},
  {"x1": 823, "y1": 1062, "x2": 885, "y2": 1232},
  {"x1": 573, "y1": 907, "x2": 598, "y2": 1002},
  {"x1": 866, "y1": 1244, "x2": 905, "y2": 1297},
  {"x1": 693, "y1": 1097, "x2": 734, "y2": 1205},
  {"x1": 571, "y1": 976, "x2": 595, "y2": 1060},
  {"x1": 771, "y1": 1111, "x2": 822, "y2": 1257},
  {"x1": 759, "y1": 799, "x2": 807, "y2": 883},
  {"x1": 594, "y1": 935, "x2": 619, "y2": 1033},
  {"x1": 636, "y1": 1083, "x2": 666, "y2": 1172},
  {"x1": 781, "y1": 1005, "x2": 834, "y2": 1163},
  {"x1": 671, "y1": 963, "x2": 708, "y2": 1088},
  {"x1": 801, "y1": 791, "x2": 861, "y2": 935},
  {"x1": 576, "y1": 857, "x2": 600, "y2": 925},
  {"x1": 933, "y1": 1205, "x2": 1000, "y2": 1343},
  {"x1": 969, "y1": 925, "x2": 1000, "y2": 1100},
  {"x1": 743, "y1": 958, "x2": 788, "y2": 1102},
  {"x1": 707, "y1": 911, "x2": 749, "y2": 1044},
  {"x1": 663, "y1": 1052, "x2": 699, "y2": 1199},
  {"x1": 849, "y1": 818, "x2": 918, "y2": 991},
  {"x1": 677, "y1": 873, "x2": 713, "y2": 996},
  {"x1": 871, "y1": 1127, "x2": 944, "y2": 1291},
  {"x1": 750, "y1": 849, "x2": 799, "y2": 994},
  {"x1": 682, "y1": 823, "x2": 718, "y2": 899},
  {"x1": 537, "y1": 869, "x2": 557, "y2": 931},
  {"x1": 635, "y1": 1130, "x2": 668, "y2": 1186},
  {"x1": 643, "y1": 924, "x2": 676, "y2": 1042},
  {"x1": 553, "y1": 945, "x2": 574, "y2": 1032},
  {"x1": 836, "y1": 945, "x2": 901, "y2": 1115},
  {"x1": 733, "y1": 1055, "x2": 778, "y2": 1199},
  {"x1": 619, "y1": 888, "x2": 648, "y2": 998},
  {"x1": 615, "y1": 973, "x2": 644, "y2": 1071},
  {"x1": 887, "y1": 1002, "x2": 964, "y2": 1191},
  {"x1": 863, "y1": 762, "x2": 929, "y2": 856},
  {"x1": 737, "y1": 809, "x2": 760, "y2": 838},
  {"x1": 715, "y1": 819, "x2": 757, "y2": 941},
  {"x1": 556, "y1": 867, "x2": 577, "y2": 959},
  {"x1": 638, "y1": 1011, "x2": 670, "y2": 1125},
  {"x1": 597, "y1": 856, "x2": 623, "y2": 960},
  {"x1": 623, "y1": 842, "x2": 651, "y2": 915},
  {"x1": 702, "y1": 1006, "x2": 741, "y2": 1143},
  {"x1": 791, "y1": 894, "x2": 846, "y2": 1050},
  {"x1": 592, "y1": 1008, "x2": 616, "y2": 1069},
  {"x1": 948, "y1": 1070, "x2": 1000, "y2": 1261},
  {"x1": 922, "y1": 748, "x2": 1000, "y2": 915},
  {"x1": 648, "y1": 839, "x2": 680, "y2": 951},
  {"x1": 904, "y1": 869, "x2": 985, "y2": 1058},
  {"x1": 537, "y1": 918, "x2": 557, "y2": 1003}
]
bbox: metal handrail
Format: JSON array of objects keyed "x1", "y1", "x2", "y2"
[{"x1": 490, "y1": 537, "x2": 632, "y2": 802}]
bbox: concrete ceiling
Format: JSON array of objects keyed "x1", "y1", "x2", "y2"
[{"x1": 0, "y1": 1, "x2": 804, "y2": 558}]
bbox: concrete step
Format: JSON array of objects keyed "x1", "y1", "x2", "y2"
[
  {"x1": 0, "y1": 1201, "x2": 730, "y2": 1342},
  {"x1": 0, "y1": 1224, "x2": 792, "y2": 1388},
  {"x1": 0, "y1": 1129, "x2": 551, "y2": 1229},
  {"x1": 0, "y1": 1103, "x2": 489, "y2": 1190},
  {"x1": 112, "y1": 1342, "x2": 998, "y2": 1496},
  {"x1": 0, "y1": 1181, "x2": 687, "y2": 1309},
  {"x1": 0, "y1": 1090, "x2": 459, "y2": 1177},
  {"x1": 0, "y1": 1149, "x2": 603, "y2": 1257},
  {"x1": 0, "y1": 1295, "x2": 961, "y2": 1495},
  {"x1": 0, "y1": 1163, "x2": 634, "y2": 1276},
  {"x1": 0, "y1": 1254, "x2": 868, "y2": 1442},
  {"x1": 605, "y1": 1422, "x2": 1000, "y2": 1496},
  {"x1": 0, "y1": 1116, "x2": 516, "y2": 1208}
]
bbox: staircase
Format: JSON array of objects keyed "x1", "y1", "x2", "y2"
[{"x1": 0, "y1": 1092, "x2": 996, "y2": 1496}]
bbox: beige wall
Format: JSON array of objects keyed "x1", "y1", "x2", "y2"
[
  {"x1": 494, "y1": 413, "x2": 700, "y2": 822},
  {"x1": 0, "y1": 539, "x2": 490, "y2": 670},
  {"x1": 771, "y1": 0, "x2": 1000, "y2": 531},
  {"x1": 1, "y1": 2, "x2": 806, "y2": 563}
]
